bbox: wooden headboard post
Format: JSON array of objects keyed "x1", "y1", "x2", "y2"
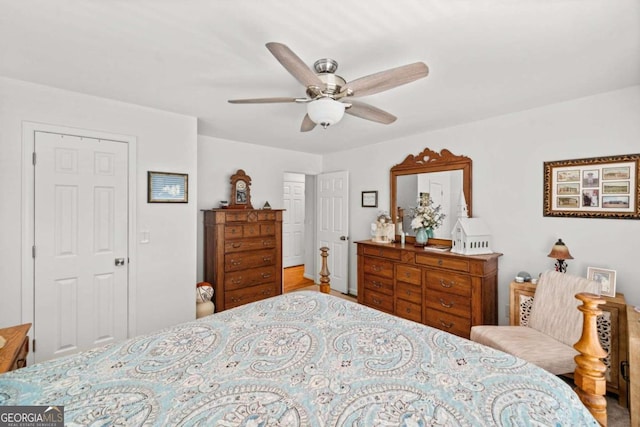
[
  {"x1": 319, "y1": 247, "x2": 330, "y2": 294},
  {"x1": 573, "y1": 292, "x2": 608, "y2": 426}
]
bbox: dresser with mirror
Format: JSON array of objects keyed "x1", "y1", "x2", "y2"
[{"x1": 356, "y1": 148, "x2": 501, "y2": 338}]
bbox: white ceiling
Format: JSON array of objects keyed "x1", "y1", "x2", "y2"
[{"x1": 1, "y1": 1, "x2": 638, "y2": 155}]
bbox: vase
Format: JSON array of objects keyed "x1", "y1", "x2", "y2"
[
  {"x1": 415, "y1": 227, "x2": 430, "y2": 245},
  {"x1": 426, "y1": 228, "x2": 434, "y2": 239},
  {"x1": 415, "y1": 227, "x2": 434, "y2": 246}
]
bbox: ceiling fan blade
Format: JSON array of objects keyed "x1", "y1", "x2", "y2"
[
  {"x1": 300, "y1": 114, "x2": 316, "y2": 132},
  {"x1": 341, "y1": 62, "x2": 429, "y2": 98},
  {"x1": 228, "y1": 97, "x2": 301, "y2": 104},
  {"x1": 266, "y1": 42, "x2": 323, "y2": 89},
  {"x1": 345, "y1": 100, "x2": 397, "y2": 124}
]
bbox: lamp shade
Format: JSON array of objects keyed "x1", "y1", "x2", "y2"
[
  {"x1": 547, "y1": 238, "x2": 574, "y2": 260},
  {"x1": 307, "y1": 98, "x2": 345, "y2": 128}
]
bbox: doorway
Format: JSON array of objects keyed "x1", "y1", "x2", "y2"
[
  {"x1": 282, "y1": 171, "x2": 350, "y2": 294},
  {"x1": 282, "y1": 172, "x2": 317, "y2": 292},
  {"x1": 283, "y1": 172, "x2": 306, "y2": 268}
]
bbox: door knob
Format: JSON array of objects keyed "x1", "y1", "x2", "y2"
[
  {"x1": 340, "y1": 236, "x2": 349, "y2": 241},
  {"x1": 115, "y1": 258, "x2": 126, "y2": 266}
]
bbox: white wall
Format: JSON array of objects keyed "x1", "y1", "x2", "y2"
[
  {"x1": 324, "y1": 86, "x2": 640, "y2": 317},
  {"x1": 196, "y1": 135, "x2": 323, "y2": 281},
  {"x1": 0, "y1": 77, "x2": 198, "y2": 336}
]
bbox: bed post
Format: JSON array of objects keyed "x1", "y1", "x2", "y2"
[
  {"x1": 573, "y1": 292, "x2": 608, "y2": 426},
  {"x1": 319, "y1": 247, "x2": 330, "y2": 294}
]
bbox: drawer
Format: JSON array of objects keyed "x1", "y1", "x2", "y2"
[
  {"x1": 396, "y1": 282, "x2": 422, "y2": 304},
  {"x1": 425, "y1": 309, "x2": 471, "y2": 338},
  {"x1": 225, "y1": 237, "x2": 276, "y2": 253},
  {"x1": 363, "y1": 257, "x2": 394, "y2": 279},
  {"x1": 225, "y1": 266, "x2": 277, "y2": 290},
  {"x1": 225, "y1": 225, "x2": 244, "y2": 239},
  {"x1": 415, "y1": 253, "x2": 469, "y2": 272},
  {"x1": 425, "y1": 289, "x2": 471, "y2": 319},
  {"x1": 363, "y1": 274, "x2": 393, "y2": 296},
  {"x1": 258, "y1": 211, "x2": 276, "y2": 221},
  {"x1": 226, "y1": 283, "x2": 279, "y2": 309},
  {"x1": 396, "y1": 264, "x2": 421, "y2": 285},
  {"x1": 362, "y1": 245, "x2": 402, "y2": 260},
  {"x1": 224, "y1": 224, "x2": 261, "y2": 239},
  {"x1": 225, "y1": 211, "x2": 249, "y2": 222},
  {"x1": 243, "y1": 224, "x2": 260, "y2": 237},
  {"x1": 426, "y1": 271, "x2": 471, "y2": 297},
  {"x1": 260, "y1": 224, "x2": 275, "y2": 236},
  {"x1": 225, "y1": 249, "x2": 276, "y2": 272},
  {"x1": 396, "y1": 299, "x2": 422, "y2": 323},
  {"x1": 362, "y1": 290, "x2": 394, "y2": 313}
]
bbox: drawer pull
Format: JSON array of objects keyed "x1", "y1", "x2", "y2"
[
  {"x1": 439, "y1": 319, "x2": 454, "y2": 329},
  {"x1": 439, "y1": 279, "x2": 454, "y2": 288},
  {"x1": 372, "y1": 281, "x2": 382, "y2": 288},
  {"x1": 372, "y1": 298, "x2": 382, "y2": 305},
  {"x1": 372, "y1": 265, "x2": 381, "y2": 272},
  {"x1": 438, "y1": 259, "x2": 443, "y2": 266},
  {"x1": 231, "y1": 260, "x2": 242, "y2": 266},
  {"x1": 232, "y1": 243, "x2": 242, "y2": 248},
  {"x1": 231, "y1": 278, "x2": 243, "y2": 285},
  {"x1": 439, "y1": 298, "x2": 453, "y2": 308},
  {"x1": 262, "y1": 257, "x2": 272, "y2": 262},
  {"x1": 405, "y1": 308, "x2": 412, "y2": 313},
  {"x1": 405, "y1": 272, "x2": 411, "y2": 278},
  {"x1": 405, "y1": 290, "x2": 412, "y2": 296},
  {"x1": 262, "y1": 289, "x2": 272, "y2": 295},
  {"x1": 231, "y1": 297, "x2": 241, "y2": 303},
  {"x1": 263, "y1": 240, "x2": 273, "y2": 246},
  {"x1": 231, "y1": 229, "x2": 237, "y2": 234},
  {"x1": 261, "y1": 273, "x2": 272, "y2": 279}
]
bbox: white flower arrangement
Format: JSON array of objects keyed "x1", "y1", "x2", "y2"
[{"x1": 410, "y1": 193, "x2": 445, "y2": 231}]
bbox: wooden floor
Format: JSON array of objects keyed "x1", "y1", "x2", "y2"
[
  {"x1": 283, "y1": 265, "x2": 355, "y2": 301},
  {"x1": 283, "y1": 265, "x2": 314, "y2": 292}
]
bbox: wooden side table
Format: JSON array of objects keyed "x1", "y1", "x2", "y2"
[
  {"x1": 627, "y1": 305, "x2": 639, "y2": 425},
  {"x1": 0, "y1": 323, "x2": 31, "y2": 373},
  {"x1": 510, "y1": 281, "x2": 628, "y2": 406}
]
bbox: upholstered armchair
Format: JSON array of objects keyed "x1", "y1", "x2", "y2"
[{"x1": 470, "y1": 270, "x2": 601, "y2": 375}]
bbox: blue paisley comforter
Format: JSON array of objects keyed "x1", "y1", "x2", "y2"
[{"x1": 0, "y1": 291, "x2": 596, "y2": 426}]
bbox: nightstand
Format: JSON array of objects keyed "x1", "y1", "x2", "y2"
[
  {"x1": 627, "y1": 305, "x2": 639, "y2": 425},
  {"x1": 510, "y1": 281, "x2": 628, "y2": 406},
  {"x1": 0, "y1": 323, "x2": 31, "y2": 373}
]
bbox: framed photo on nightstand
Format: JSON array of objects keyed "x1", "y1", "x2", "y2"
[{"x1": 587, "y1": 267, "x2": 617, "y2": 297}]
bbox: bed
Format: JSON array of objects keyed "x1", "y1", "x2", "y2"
[{"x1": 0, "y1": 290, "x2": 597, "y2": 426}]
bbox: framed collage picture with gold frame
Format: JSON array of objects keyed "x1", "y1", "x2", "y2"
[{"x1": 543, "y1": 153, "x2": 640, "y2": 219}]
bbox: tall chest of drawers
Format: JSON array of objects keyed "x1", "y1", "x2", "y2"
[
  {"x1": 204, "y1": 209, "x2": 283, "y2": 312},
  {"x1": 357, "y1": 241, "x2": 501, "y2": 339}
]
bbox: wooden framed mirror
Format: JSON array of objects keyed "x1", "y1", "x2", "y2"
[{"x1": 391, "y1": 148, "x2": 472, "y2": 245}]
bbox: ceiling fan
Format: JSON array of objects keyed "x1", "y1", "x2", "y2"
[{"x1": 228, "y1": 42, "x2": 429, "y2": 132}]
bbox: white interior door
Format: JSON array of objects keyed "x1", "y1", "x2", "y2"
[
  {"x1": 34, "y1": 131, "x2": 128, "y2": 362},
  {"x1": 317, "y1": 171, "x2": 349, "y2": 293},
  {"x1": 283, "y1": 174, "x2": 305, "y2": 268}
]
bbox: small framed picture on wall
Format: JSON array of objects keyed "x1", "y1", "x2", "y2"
[
  {"x1": 148, "y1": 171, "x2": 188, "y2": 203},
  {"x1": 361, "y1": 191, "x2": 378, "y2": 208}
]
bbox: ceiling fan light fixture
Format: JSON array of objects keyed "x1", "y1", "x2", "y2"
[{"x1": 307, "y1": 98, "x2": 345, "y2": 129}]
